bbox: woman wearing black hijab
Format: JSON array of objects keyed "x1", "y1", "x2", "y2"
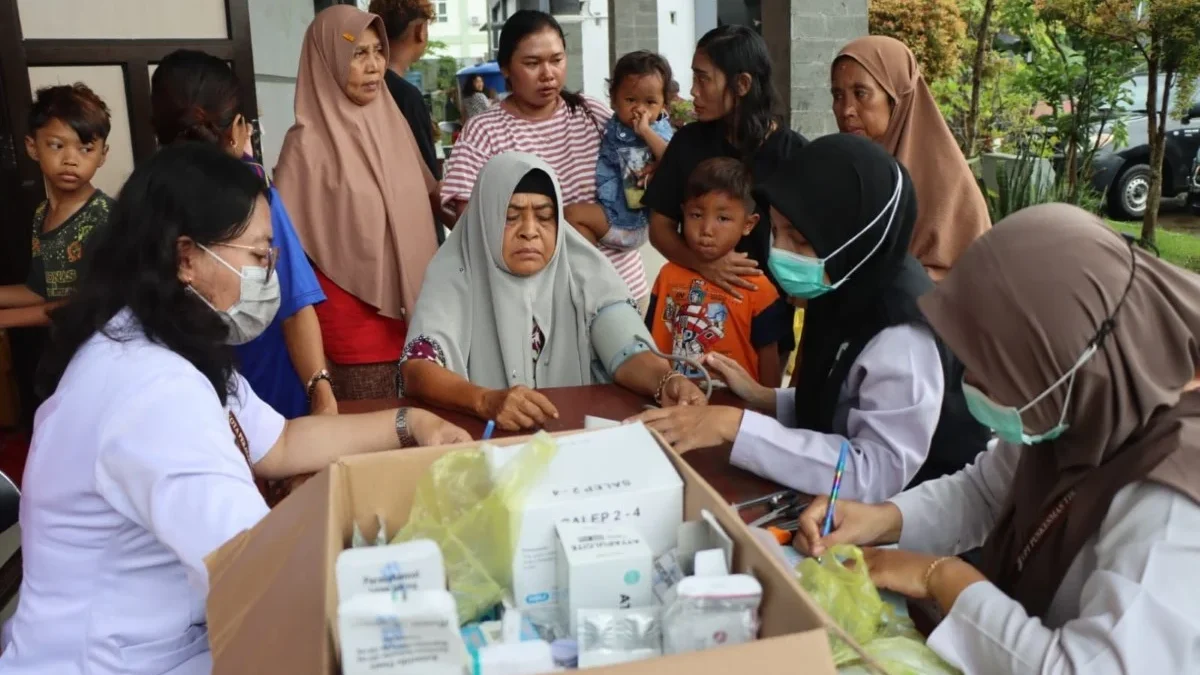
[{"x1": 634, "y1": 134, "x2": 987, "y2": 501}]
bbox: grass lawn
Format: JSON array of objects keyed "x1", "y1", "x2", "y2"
[{"x1": 1106, "y1": 220, "x2": 1200, "y2": 273}]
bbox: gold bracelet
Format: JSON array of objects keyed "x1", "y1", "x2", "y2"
[
  {"x1": 654, "y1": 371, "x2": 684, "y2": 405},
  {"x1": 923, "y1": 556, "x2": 954, "y2": 595}
]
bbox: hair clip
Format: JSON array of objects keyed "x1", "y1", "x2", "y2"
[{"x1": 342, "y1": 32, "x2": 356, "y2": 42}]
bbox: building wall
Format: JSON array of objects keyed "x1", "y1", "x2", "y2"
[
  {"x1": 655, "y1": 0, "x2": 694, "y2": 96},
  {"x1": 608, "y1": 0, "x2": 657, "y2": 68},
  {"x1": 248, "y1": 0, "x2": 314, "y2": 173},
  {"x1": 429, "y1": 0, "x2": 490, "y2": 60},
  {"x1": 578, "y1": 5, "x2": 610, "y2": 100},
  {"x1": 784, "y1": 0, "x2": 867, "y2": 137}
]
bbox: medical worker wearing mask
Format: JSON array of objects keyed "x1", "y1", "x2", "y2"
[
  {"x1": 794, "y1": 205, "x2": 1200, "y2": 674},
  {"x1": 633, "y1": 135, "x2": 987, "y2": 501},
  {"x1": 0, "y1": 143, "x2": 470, "y2": 675}
]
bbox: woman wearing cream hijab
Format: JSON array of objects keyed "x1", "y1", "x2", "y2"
[
  {"x1": 796, "y1": 204, "x2": 1200, "y2": 673},
  {"x1": 832, "y1": 36, "x2": 989, "y2": 280},
  {"x1": 276, "y1": 5, "x2": 440, "y2": 400}
]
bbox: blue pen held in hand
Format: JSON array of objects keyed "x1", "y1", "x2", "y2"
[
  {"x1": 821, "y1": 441, "x2": 851, "y2": 538},
  {"x1": 482, "y1": 420, "x2": 496, "y2": 440}
]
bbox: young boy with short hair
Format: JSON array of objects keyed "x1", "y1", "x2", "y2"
[
  {"x1": 646, "y1": 158, "x2": 789, "y2": 385},
  {"x1": 0, "y1": 83, "x2": 113, "y2": 328}
]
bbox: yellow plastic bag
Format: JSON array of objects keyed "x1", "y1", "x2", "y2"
[
  {"x1": 797, "y1": 545, "x2": 959, "y2": 675},
  {"x1": 391, "y1": 432, "x2": 558, "y2": 624}
]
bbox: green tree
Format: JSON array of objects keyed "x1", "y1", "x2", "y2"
[
  {"x1": 1015, "y1": 4, "x2": 1138, "y2": 201},
  {"x1": 1040, "y1": 0, "x2": 1200, "y2": 245},
  {"x1": 868, "y1": 0, "x2": 968, "y2": 81},
  {"x1": 929, "y1": 0, "x2": 1039, "y2": 156}
]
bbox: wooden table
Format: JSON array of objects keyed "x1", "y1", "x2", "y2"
[{"x1": 340, "y1": 384, "x2": 791, "y2": 521}]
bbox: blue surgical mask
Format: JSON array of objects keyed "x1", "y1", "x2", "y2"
[
  {"x1": 962, "y1": 343, "x2": 1098, "y2": 445},
  {"x1": 767, "y1": 167, "x2": 903, "y2": 300}
]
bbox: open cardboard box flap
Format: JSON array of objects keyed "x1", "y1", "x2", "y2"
[{"x1": 206, "y1": 429, "x2": 856, "y2": 675}]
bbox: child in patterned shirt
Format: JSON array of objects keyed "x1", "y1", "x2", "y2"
[{"x1": 0, "y1": 83, "x2": 114, "y2": 328}]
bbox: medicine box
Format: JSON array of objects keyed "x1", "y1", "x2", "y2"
[
  {"x1": 485, "y1": 424, "x2": 683, "y2": 612},
  {"x1": 556, "y1": 523, "x2": 654, "y2": 635},
  {"x1": 335, "y1": 539, "x2": 445, "y2": 603},
  {"x1": 337, "y1": 589, "x2": 467, "y2": 675}
]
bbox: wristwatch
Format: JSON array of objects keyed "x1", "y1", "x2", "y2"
[{"x1": 395, "y1": 407, "x2": 416, "y2": 448}]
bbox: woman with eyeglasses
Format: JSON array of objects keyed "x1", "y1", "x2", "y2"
[
  {"x1": 0, "y1": 143, "x2": 470, "y2": 675},
  {"x1": 151, "y1": 49, "x2": 337, "y2": 419}
]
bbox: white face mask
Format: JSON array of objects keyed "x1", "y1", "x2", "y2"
[{"x1": 191, "y1": 243, "x2": 281, "y2": 345}]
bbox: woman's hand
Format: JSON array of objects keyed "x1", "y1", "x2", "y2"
[
  {"x1": 794, "y1": 496, "x2": 903, "y2": 557},
  {"x1": 627, "y1": 405, "x2": 741, "y2": 453},
  {"x1": 697, "y1": 251, "x2": 762, "y2": 299},
  {"x1": 860, "y1": 548, "x2": 943, "y2": 601},
  {"x1": 310, "y1": 381, "x2": 338, "y2": 416},
  {"x1": 408, "y1": 408, "x2": 473, "y2": 447},
  {"x1": 703, "y1": 353, "x2": 773, "y2": 410},
  {"x1": 661, "y1": 374, "x2": 707, "y2": 407},
  {"x1": 479, "y1": 385, "x2": 560, "y2": 431}
]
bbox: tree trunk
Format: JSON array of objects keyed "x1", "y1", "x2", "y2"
[
  {"x1": 963, "y1": 0, "x2": 997, "y2": 157},
  {"x1": 1141, "y1": 47, "x2": 1165, "y2": 247}
]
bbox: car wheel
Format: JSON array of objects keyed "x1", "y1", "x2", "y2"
[{"x1": 1111, "y1": 164, "x2": 1152, "y2": 220}]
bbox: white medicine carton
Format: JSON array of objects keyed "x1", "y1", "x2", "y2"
[
  {"x1": 485, "y1": 423, "x2": 684, "y2": 613},
  {"x1": 556, "y1": 522, "x2": 654, "y2": 635}
]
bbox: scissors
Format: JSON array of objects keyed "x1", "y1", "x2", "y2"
[{"x1": 634, "y1": 335, "x2": 714, "y2": 409}]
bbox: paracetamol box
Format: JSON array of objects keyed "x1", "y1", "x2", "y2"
[{"x1": 485, "y1": 423, "x2": 683, "y2": 613}]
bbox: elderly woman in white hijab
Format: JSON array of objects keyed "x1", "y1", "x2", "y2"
[{"x1": 401, "y1": 152, "x2": 706, "y2": 431}]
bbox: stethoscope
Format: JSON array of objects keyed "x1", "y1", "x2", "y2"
[{"x1": 633, "y1": 334, "x2": 715, "y2": 408}]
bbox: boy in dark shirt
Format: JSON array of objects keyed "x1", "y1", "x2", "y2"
[
  {"x1": 0, "y1": 84, "x2": 114, "y2": 328},
  {"x1": 371, "y1": 0, "x2": 439, "y2": 181}
]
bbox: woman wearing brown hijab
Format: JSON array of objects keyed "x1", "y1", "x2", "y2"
[
  {"x1": 795, "y1": 204, "x2": 1200, "y2": 673},
  {"x1": 832, "y1": 36, "x2": 989, "y2": 280},
  {"x1": 275, "y1": 5, "x2": 440, "y2": 400}
]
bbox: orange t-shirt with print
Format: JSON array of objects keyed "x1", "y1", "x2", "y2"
[{"x1": 647, "y1": 262, "x2": 787, "y2": 378}]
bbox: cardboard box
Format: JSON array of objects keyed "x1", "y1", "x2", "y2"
[
  {"x1": 205, "y1": 429, "x2": 851, "y2": 675},
  {"x1": 556, "y1": 522, "x2": 653, "y2": 635},
  {"x1": 485, "y1": 424, "x2": 683, "y2": 611}
]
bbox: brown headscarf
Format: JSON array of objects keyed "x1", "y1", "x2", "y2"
[
  {"x1": 919, "y1": 203, "x2": 1200, "y2": 617},
  {"x1": 835, "y1": 36, "x2": 990, "y2": 279},
  {"x1": 275, "y1": 5, "x2": 438, "y2": 319}
]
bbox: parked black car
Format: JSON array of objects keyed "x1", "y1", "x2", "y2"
[
  {"x1": 1189, "y1": 144, "x2": 1200, "y2": 216},
  {"x1": 1090, "y1": 75, "x2": 1200, "y2": 219}
]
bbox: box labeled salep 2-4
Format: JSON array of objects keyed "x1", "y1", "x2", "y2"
[{"x1": 485, "y1": 423, "x2": 684, "y2": 612}]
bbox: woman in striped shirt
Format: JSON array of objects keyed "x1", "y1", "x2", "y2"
[{"x1": 440, "y1": 10, "x2": 649, "y2": 308}]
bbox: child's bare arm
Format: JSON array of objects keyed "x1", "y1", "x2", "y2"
[
  {"x1": 643, "y1": 133, "x2": 669, "y2": 161},
  {"x1": 756, "y1": 344, "x2": 782, "y2": 387},
  {"x1": 563, "y1": 203, "x2": 609, "y2": 243},
  {"x1": 0, "y1": 284, "x2": 46, "y2": 309},
  {"x1": 0, "y1": 301, "x2": 61, "y2": 329}
]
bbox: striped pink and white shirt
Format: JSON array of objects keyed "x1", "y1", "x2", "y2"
[{"x1": 442, "y1": 95, "x2": 649, "y2": 300}]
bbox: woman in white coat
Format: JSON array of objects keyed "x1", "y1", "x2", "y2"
[
  {"x1": 796, "y1": 204, "x2": 1200, "y2": 674},
  {"x1": 0, "y1": 143, "x2": 469, "y2": 674}
]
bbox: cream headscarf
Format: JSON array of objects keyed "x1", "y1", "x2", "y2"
[
  {"x1": 404, "y1": 152, "x2": 641, "y2": 390},
  {"x1": 275, "y1": 5, "x2": 438, "y2": 319},
  {"x1": 836, "y1": 36, "x2": 990, "y2": 278}
]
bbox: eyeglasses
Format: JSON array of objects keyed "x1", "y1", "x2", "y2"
[{"x1": 213, "y1": 243, "x2": 279, "y2": 283}]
